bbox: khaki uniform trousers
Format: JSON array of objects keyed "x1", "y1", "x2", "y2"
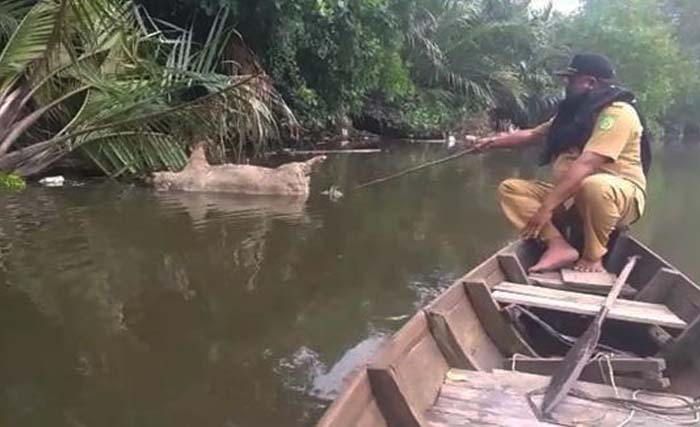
[{"x1": 498, "y1": 173, "x2": 642, "y2": 260}]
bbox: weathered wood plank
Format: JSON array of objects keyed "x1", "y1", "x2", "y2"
[
  {"x1": 446, "y1": 369, "x2": 646, "y2": 397},
  {"x1": 428, "y1": 406, "x2": 550, "y2": 427},
  {"x1": 462, "y1": 252, "x2": 503, "y2": 285},
  {"x1": 367, "y1": 367, "x2": 420, "y2": 427},
  {"x1": 530, "y1": 271, "x2": 637, "y2": 297},
  {"x1": 463, "y1": 280, "x2": 538, "y2": 357},
  {"x1": 660, "y1": 315, "x2": 700, "y2": 368},
  {"x1": 508, "y1": 357, "x2": 669, "y2": 391},
  {"x1": 368, "y1": 311, "x2": 449, "y2": 427},
  {"x1": 528, "y1": 271, "x2": 563, "y2": 287},
  {"x1": 429, "y1": 369, "x2": 690, "y2": 426},
  {"x1": 461, "y1": 240, "x2": 531, "y2": 288},
  {"x1": 635, "y1": 268, "x2": 700, "y2": 367},
  {"x1": 426, "y1": 310, "x2": 473, "y2": 370},
  {"x1": 605, "y1": 235, "x2": 671, "y2": 289},
  {"x1": 493, "y1": 282, "x2": 687, "y2": 329},
  {"x1": 437, "y1": 387, "x2": 539, "y2": 419},
  {"x1": 635, "y1": 268, "x2": 682, "y2": 303},
  {"x1": 483, "y1": 266, "x2": 507, "y2": 288},
  {"x1": 497, "y1": 253, "x2": 530, "y2": 284},
  {"x1": 432, "y1": 371, "x2": 555, "y2": 426},
  {"x1": 664, "y1": 276, "x2": 700, "y2": 323},
  {"x1": 648, "y1": 325, "x2": 673, "y2": 347},
  {"x1": 317, "y1": 369, "x2": 388, "y2": 427},
  {"x1": 561, "y1": 269, "x2": 616, "y2": 289},
  {"x1": 508, "y1": 356, "x2": 665, "y2": 374},
  {"x1": 426, "y1": 282, "x2": 503, "y2": 371},
  {"x1": 425, "y1": 284, "x2": 473, "y2": 370},
  {"x1": 651, "y1": 272, "x2": 700, "y2": 364}
]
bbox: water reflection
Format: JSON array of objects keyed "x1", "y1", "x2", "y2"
[
  {"x1": 634, "y1": 145, "x2": 700, "y2": 278},
  {"x1": 155, "y1": 192, "x2": 313, "y2": 225},
  {"x1": 154, "y1": 192, "x2": 317, "y2": 291},
  {"x1": 0, "y1": 145, "x2": 698, "y2": 427}
]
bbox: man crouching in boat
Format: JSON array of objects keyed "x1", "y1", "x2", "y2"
[{"x1": 476, "y1": 53, "x2": 651, "y2": 273}]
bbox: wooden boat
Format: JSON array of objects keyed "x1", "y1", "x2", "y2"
[{"x1": 316, "y1": 234, "x2": 700, "y2": 426}]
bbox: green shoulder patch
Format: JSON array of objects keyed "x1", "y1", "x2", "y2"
[{"x1": 598, "y1": 114, "x2": 616, "y2": 131}]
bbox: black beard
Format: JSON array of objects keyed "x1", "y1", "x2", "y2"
[
  {"x1": 559, "y1": 89, "x2": 591, "y2": 114},
  {"x1": 565, "y1": 83, "x2": 592, "y2": 99}
]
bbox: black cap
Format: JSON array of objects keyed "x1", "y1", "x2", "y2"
[{"x1": 555, "y1": 53, "x2": 616, "y2": 80}]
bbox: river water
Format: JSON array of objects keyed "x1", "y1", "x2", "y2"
[{"x1": 0, "y1": 143, "x2": 698, "y2": 427}]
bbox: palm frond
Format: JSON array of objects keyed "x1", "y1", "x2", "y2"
[
  {"x1": 0, "y1": 0, "x2": 296, "y2": 177},
  {"x1": 403, "y1": 0, "x2": 561, "y2": 126},
  {"x1": 0, "y1": 0, "x2": 61, "y2": 92},
  {"x1": 80, "y1": 131, "x2": 187, "y2": 177},
  {"x1": 0, "y1": 0, "x2": 32, "y2": 39}
]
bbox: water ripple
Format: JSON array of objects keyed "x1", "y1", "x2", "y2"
[{"x1": 275, "y1": 333, "x2": 387, "y2": 401}]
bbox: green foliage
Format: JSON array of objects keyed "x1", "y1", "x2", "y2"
[
  {"x1": 139, "y1": 0, "x2": 561, "y2": 132},
  {"x1": 142, "y1": 0, "x2": 407, "y2": 128},
  {"x1": 561, "y1": 0, "x2": 691, "y2": 123},
  {"x1": 0, "y1": 172, "x2": 25, "y2": 190},
  {"x1": 4, "y1": 0, "x2": 694, "y2": 172},
  {"x1": 378, "y1": 51, "x2": 415, "y2": 100},
  {"x1": 400, "y1": 92, "x2": 465, "y2": 134},
  {"x1": 662, "y1": 0, "x2": 700, "y2": 131},
  {"x1": 0, "y1": 0, "x2": 295, "y2": 178},
  {"x1": 261, "y1": 0, "x2": 408, "y2": 127},
  {"x1": 401, "y1": 0, "x2": 565, "y2": 128}
]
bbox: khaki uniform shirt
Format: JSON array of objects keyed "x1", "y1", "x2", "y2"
[{"x1": 532, "y1": 101, "x2": 647, "y2": 213}]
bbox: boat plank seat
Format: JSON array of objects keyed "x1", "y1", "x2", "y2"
[
  {"x1": 529, "y1": 271, "x2": 638, "y2": 297},
  {"x1": 561, "y1": 269, "x2": 616, "y2": 288},
  {"x1": 426, "y1": 369, "x2": 692, "y2": 426},
  {"x1": 492, "y1": 282, "x2": 687, "y2": 329}
]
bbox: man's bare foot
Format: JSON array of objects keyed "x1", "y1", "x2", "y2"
[
  {"x1": 574, "y1": 258, "x2": 606, "y2": 272},
  {"x1": 528, "y1": 238, "x2": 579, "y2": 273}
]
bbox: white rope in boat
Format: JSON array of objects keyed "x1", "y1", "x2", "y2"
[
  {"x1": 515, "y1": 350, "x2": 700, "y2": 425},
  {"x1": 510, "y1": 353, "x2": 525, "y2": 371},
  {"x1": 615, "y1": 390, "x2": 700, "y2": 426},
  {"x1": 592, "y1": 352, "x2": 620, "y2": 398}
]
